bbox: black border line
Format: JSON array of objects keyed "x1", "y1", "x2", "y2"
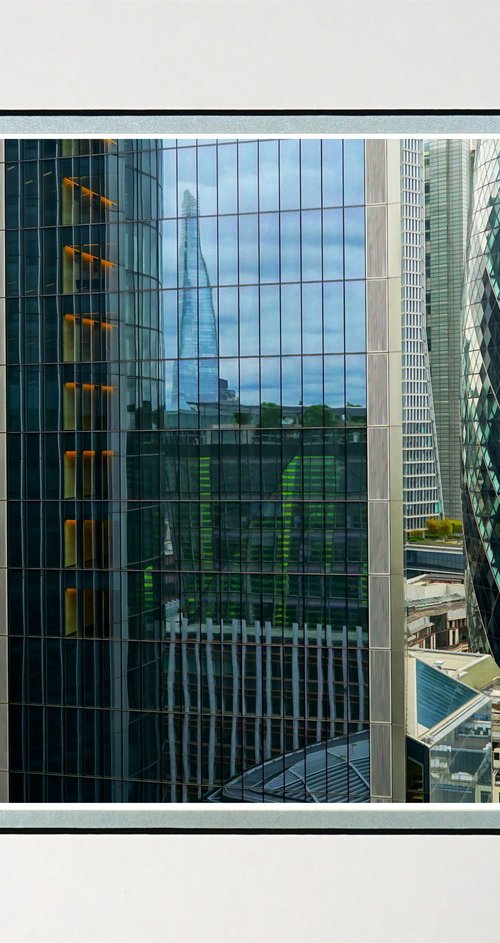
[
  {"x1": 0, "y1": 109, "x2": 499, "y2": 117},
  {"x1": 0, "y1": 827, "x2": 500, "y2": 835}
]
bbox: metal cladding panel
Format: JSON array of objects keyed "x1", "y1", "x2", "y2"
[
  {"x1": 391, "y1": 722, "x2": 406, "y2": 803},
  {"x1": 366, "y1": 278, "x2": 388, "y2": 353},
  {"x1": 366, "y1": 139, "x2": 387, "y2": 205},
  {"x1": 0, "y1": 502, "x2": 5, "y2": 568},
  {"x1": 370, "y1": 649, "x2": 391, "y2": 723},
  {"x1": 0, "y1": 147, "x2": 6, "y2": 799},
  {"x1": 368, "y1": 576, "x2": 391, "y2": 648},
  {"x1": 0, "y1": 572, "x2": 6, "y2": 636},
  {"x1": 368, "y1": 426, "x2": 389, "y2": 500},
  {"x1": 370, "y1": 722, "x2": 392, "y2": 799},
  {"x1": 391, "y1": 650, "x2": 405, "y2": 724},
  {"x1": 366, "y1": 205, "x2": 388, "y2": 278},
  {"x1": 0, "y1": 705, "x2": 7, "y2": 772},
  {"x1": 368, "y1": 501, "x2": 390, "y2": 575},
  {"x1": 0, "y1": 637, "x2": 6, "y2": 704},
  {"x1": 367, "y1": 352, "x2": 388, "y2": 426}
]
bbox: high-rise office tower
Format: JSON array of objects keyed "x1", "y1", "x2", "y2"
[
  {"x1": 401, "y1": 139, "x2": 443, "y2": 532},
  {"x1": 1, "y1": 137, "x2": 405, "y2": 802},
  {"x1": 425, "y1": 139, "x2": 472, "y2": 521},
  {"x1": 3, "y1": 139, "x2": 166, "y2": 800},
  {"x1": 462, "y1": 140, "x2": 500, "y2": 665}
]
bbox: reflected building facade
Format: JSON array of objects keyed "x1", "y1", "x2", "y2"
[
  {"x1": 161, "y1": 138, "x2": 405, "y2": 801},
  {"x1": 3, "y1": 139, "x2": 166, "y2": 800},
  {"x1": 462, "y1": 140, "x2": 500, "y2": 665},
  {"x1": 0, "y1": 138, "x2": 405, "y2": 802}
]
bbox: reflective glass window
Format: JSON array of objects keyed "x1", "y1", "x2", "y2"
[
  {"x1": 302, "y1": 282, "x2": 323, "y2": 355},
  {"x1": 324, "y1": 354, "x2": 345, "y2": 410},
  {"x1": 239, "y1": 285, "x2": 260, "y2": 356},
  {"x1": 260, "y1": 285, "x2": 280, "y2": 355},
  {"x1": 344, "y1": 207, "x2": 365, "y2": 279},
  {"x1": 198, "y1": 216, "x2": 217, "y2": 286},
  {"x1": 323, "y1": 208, "x2": 343, "y2": 280},
  {"x1": 345, "y1": 280, "x2": 366, "y2": 352},
  {"x1": 323, "y1": 281, "x2": 344, "y2": 353},
  {"x1": 218, "y1": 215, "x2": 238, "y2": 285},
  {"x1": 301, "y1": 210, "x2": 322, "y2": 281},
  {"x1": 280, "y1": 211, "x2": 300, "y2": 283},
  {"x1": 343, "y1": 139, "x2": 365, "y2": 206},
  {"x1": 163, "y1": 147, "x2": 177, "y2": 218},
  {"x1": 220, "y1": 357, "x2": 239, "y2": 404},
  {"x1": 345, "y1": 354, "x2": 366, "y2": 409},
  {"x1": 302, "y1": 355, "x2": 323, "y2": 407},
  {"x1": 177, "y1": 146, "x2": 197, "y2": 214},
  {"x1": 258, "y1": 141, "x2": 279, "y2": 212},
  {"x1": 197, "y1": 145, "x2": 217, "y2": 216},
  {"x1": 238, "y1": 142, "x2": 258, "y2": 213},
  {"x1": 178, "y1": 287, "x2": 198, "y2": 358},
  {"x1": 239, "y1": 357, "x2": 260, "y2": 407},
  {"x1": 282, "y1": 355, "x2": 302, "y2": 410},
  {"x1": 261, "y1": 357, "x2": 281, "y2": 413},
  {"x1": 300, "y1": 139, "x2": 322, "y2": 209},
  {"x1": 165, "y1": 359, "x2": 178, "y2": 414},
  {"x1": 238, "y1": 213, "x2": 259, "y2": 284},
  {"x1": 259, "y1": 213, "x2": 279, "y2": 283},
  {"x1": 280, "y1": 283, "x2": 301, "y2": 356},
  {"x1": 322, "y1": 139, "x2": 343, "y2": 207},
  {"x1": 162, "y1": 291, "x2": 177, "y2": 359},
  {"x1": 219, "y1": 287, "x2": 239, "y2": 357},
  {"x1": 279, "y1": 140, "x2": 300, "y2": 210},
  {"x1": 162, "y1": 219, "x2": 178, "y2": 288},
  {"x1": 217, "y1": 143, "x2": 238, "y2": 215}
]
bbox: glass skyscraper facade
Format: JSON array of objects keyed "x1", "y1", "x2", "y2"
[
  {"x1": 463, "y1": 140, "x2": 500, "y2": 665},
  {"x1": 4, "y1": 139, "x2": 166, "y2": 800},
  {"x1": 401, "y1": 140, "x2": 443, "y2": 532},
  {"x1": 0, "y1": 137, "x2": 405, "y2": 802},
  {"x1": 425, "y1": 139, "x2": 472, "y2": 522}
]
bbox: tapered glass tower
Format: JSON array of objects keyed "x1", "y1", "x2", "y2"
[
  {"x1": 425, "y1": 139, "x2": 472, "y2": 521},
  {"x1": 400, "y1": 139, "x2": 443, "y2": 532}
]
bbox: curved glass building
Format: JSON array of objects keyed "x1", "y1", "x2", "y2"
[
  {"x1": 462, "y1": 140, "x2": 500, "y2": 665},
  {"x1": 0, "y1": 137, "x2": 406, "y2": 802}
]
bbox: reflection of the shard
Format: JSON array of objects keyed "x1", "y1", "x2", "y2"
[
  {"x1": 175, "y1": 189, "x2": 218, "y2": 409},
  {"x1": 161, "y1": 176, "x2": 369, "y2": 801}
]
